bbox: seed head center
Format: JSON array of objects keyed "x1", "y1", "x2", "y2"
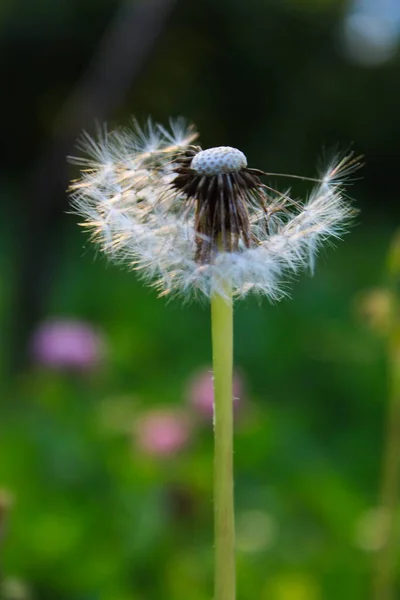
[{"x1": 191, "y1": 146, "x2": 247, "y2": 176}]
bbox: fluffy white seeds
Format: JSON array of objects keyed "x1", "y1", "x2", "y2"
[
  {"x1": 191, "y1": 146, "x2": 247, "y2": 176},
  {"x1": 69, "y1": 119, "x2": 358, "y2": 301}
]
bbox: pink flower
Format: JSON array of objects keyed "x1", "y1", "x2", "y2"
[
  {"x1": 29, "y1": 318, "x2": 106, "y2": 372},
  {"x1": 135, "y1": 410, "x2": 191, "y2": 457},
  {"x1": 186, "y1": 368, "x2": 244, "y2": 420}
]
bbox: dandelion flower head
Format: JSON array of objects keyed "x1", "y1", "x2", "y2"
[{"x1": 69, "y1": 118, "x2": 360, "y2": 300}]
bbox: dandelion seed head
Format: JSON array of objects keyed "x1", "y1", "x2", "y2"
[
  {"x1": 191, "y1": 146, "x2": 247, "y2": 176},
  {"x1": 69, "y1": 118, "x2": 360, "y2": 301}
]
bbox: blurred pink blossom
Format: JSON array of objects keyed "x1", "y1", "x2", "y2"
[
  {"x1": 135, "y1": 409, "x2": 191, "y2": 457},
  {"x1": 29, "y1": 318, "x2": 106, "y2": 372},
  {"x1": 186, "y1": 368, "x2": 244, "y2": 419}
]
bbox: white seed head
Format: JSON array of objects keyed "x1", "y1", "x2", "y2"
[
  {"x1": 69, "y1": 119, "x2": 359, "y2": 301},
  {"x1": 191, "y1": 146, "x2": 247, "y2": 176}
]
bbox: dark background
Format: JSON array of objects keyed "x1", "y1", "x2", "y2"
[{"x1": 0, "y1": 1, "x2": 399, "y2": 599}]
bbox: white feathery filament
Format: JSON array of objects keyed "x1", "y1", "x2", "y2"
[{"x1": 69, "y1": 119, "x2": 360, "y2": 301}]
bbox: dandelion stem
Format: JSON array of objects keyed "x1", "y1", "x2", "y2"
[{"x1": 211, "y1": 278, "x2": 235, "y2": 600}]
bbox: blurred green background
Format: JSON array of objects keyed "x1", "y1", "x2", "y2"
[{"x1": 1, "y1": 0, "x2": 400, "y2": 598}]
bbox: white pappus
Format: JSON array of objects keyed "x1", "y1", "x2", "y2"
[{"x1": 69, "y1": 118, "x2": 361, "y2": 300}]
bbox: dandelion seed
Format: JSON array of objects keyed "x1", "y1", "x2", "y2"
[{"x1": 69, "y1": 119, "x2": 361, "y2": 301}]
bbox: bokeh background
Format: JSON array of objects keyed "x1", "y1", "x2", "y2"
[{"x1": 1, "y1": 0, "x2": 400, "y2": 598}]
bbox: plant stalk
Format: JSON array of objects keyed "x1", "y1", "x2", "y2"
[{"x1": 211, "y1": 280, "x2": 235, "y2": 600}]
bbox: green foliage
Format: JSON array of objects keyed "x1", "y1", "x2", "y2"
[{"x1": 0, "y1": 226, "x2": 393, "y2": 600}]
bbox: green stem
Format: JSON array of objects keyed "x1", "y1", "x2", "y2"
[{"x1": 211, "y1": 280, "x2": 235, "y2": 600}]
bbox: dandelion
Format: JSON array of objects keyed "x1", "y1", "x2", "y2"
[
  {"x1": 69, "y1": 118, "x2": 360, "y2": 600},
  {"x1": 69, "y1": 119, "x2": 359, "y2": 300}
]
